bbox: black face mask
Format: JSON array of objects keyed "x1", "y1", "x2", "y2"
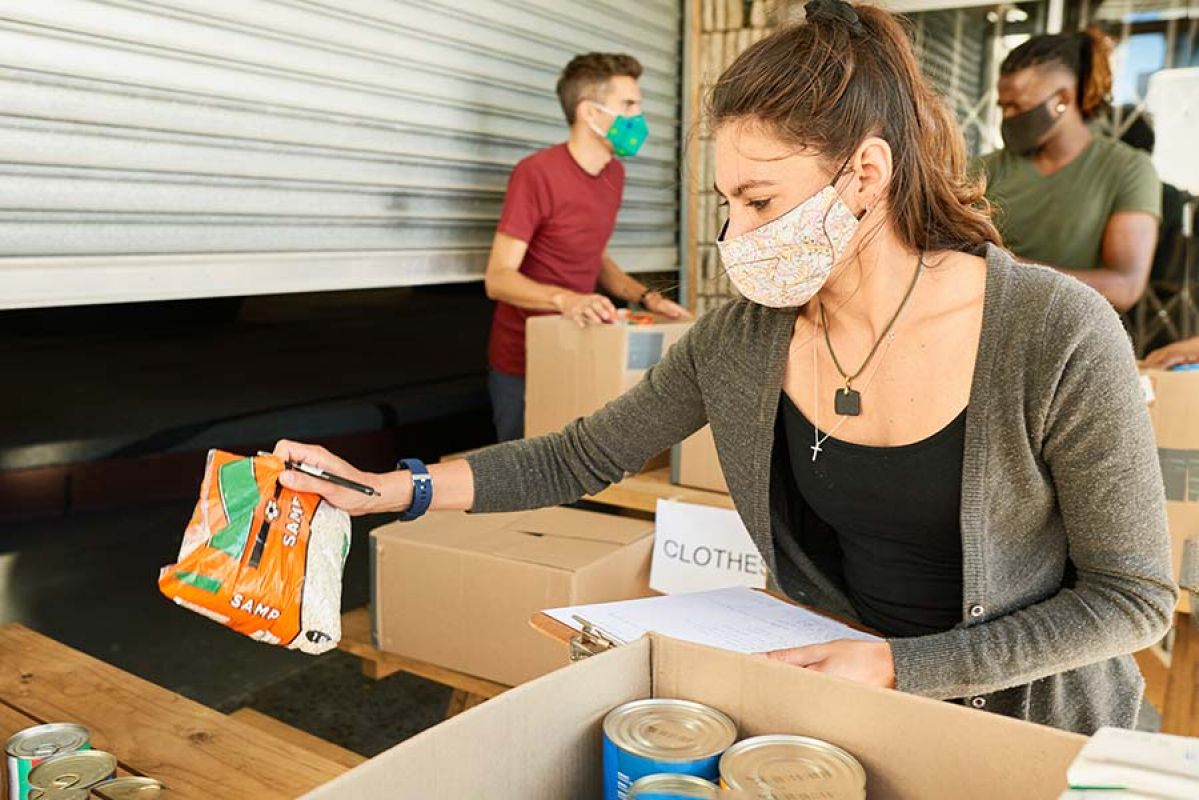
[{"x1": 1001, "y1": 95, "x2": 1062, "y2": 156}]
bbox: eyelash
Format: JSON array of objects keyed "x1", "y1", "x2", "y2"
[{"x1": 716, "y1": 199, "x2": 771, "y2": 211}]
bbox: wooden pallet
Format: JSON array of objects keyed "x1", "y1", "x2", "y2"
[{"x1": 338, "y1": 608, "x2": 509, "y2": 718}]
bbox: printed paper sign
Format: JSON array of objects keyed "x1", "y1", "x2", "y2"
[{"x1": 650, "y1": 499, "x2": 767, "y2": 595}]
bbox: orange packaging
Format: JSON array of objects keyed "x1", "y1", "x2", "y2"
[{"x1": 158, "y1": 450, "x2": 350, "y2": 655}]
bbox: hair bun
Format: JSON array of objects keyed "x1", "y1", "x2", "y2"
[{"x1": 804, "y1": 0, "x2": 866, "y2": 34}]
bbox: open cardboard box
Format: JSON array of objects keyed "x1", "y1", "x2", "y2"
[{"x1": 305, "y1": 634, "x2": 1084, "y2": 799}]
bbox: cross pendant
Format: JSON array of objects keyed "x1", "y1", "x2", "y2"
[{"x1": 810, "y1": 441, "x2": 822, "y2": 462}]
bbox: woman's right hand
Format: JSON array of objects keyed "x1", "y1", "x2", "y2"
[
  {"x1": 555, "y1": 291, "x2": 617, "y2": 327},
  {"x1": 273, "y1": 440, "x2": 406, "y2": 516}
]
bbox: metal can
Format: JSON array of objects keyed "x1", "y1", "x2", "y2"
[
  {"x1": 91, "y1": 776, "x2": 167, "y2": 799},
  {"x1": 719, "y1": 735, "x2": 866, "y2": 800},
  {"x1": 603, "y1": 699, "x2": 737, "y2": 800},
  {"x1": 26, "y1": 789, "x2": 90, "y2": 800},
  {"x1": 5, "y1": 723, "x2": 91, "y2": 800},
  {"x1": 27, "y1": 750, "x2": 117, "y2": 793},
  {"x1": 628, "y1": 773, "x2": 719, "y2": 799}
]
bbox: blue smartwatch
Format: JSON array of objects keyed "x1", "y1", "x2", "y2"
[{"x1": 397, "y1": 458, "x2": 433, "y2": 522}]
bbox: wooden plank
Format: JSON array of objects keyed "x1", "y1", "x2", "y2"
[
  {"x1": 1135, "y1": 644, "x2": 1170, "y2": 712},
  {"x1": 338, "y1": 609, "x2": 509, "y2": 699},
  {"x1": 1163, "y1": 612, "x2": 1199, "y2": 735},
  {"x1": 229, "y1": 708, "x2": 365, "y2": 771},
  {"x1": 586, "y1": 467, "x2": 735, "y2": 514},
  {"x1": 0, "y1": 624, "x2": 345, "y2": 800}
]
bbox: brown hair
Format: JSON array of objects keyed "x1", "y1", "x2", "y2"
[
  {"x1": 708, "y1": 1, "x2": 1001, "y2": 255},
  {"x1": 556, "y1": 53, "x2": 643, "y2": 125},
  {"x1": 1001, "y1": 27, "x2": 1113, "y2": 120}
]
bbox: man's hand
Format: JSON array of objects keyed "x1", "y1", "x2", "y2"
[
  {"x1": 1145, "y1": 337, "x2": 1199, "y2": 369},
  {"x1": 556, "y1": 291, "x2": 618, "y2": 327},
  {"x1": 642, "y1": 291, "x2": 693, "y2": 320},
  {"x1": 765, "y1": 640, "x2": 896, "y2": 688}
]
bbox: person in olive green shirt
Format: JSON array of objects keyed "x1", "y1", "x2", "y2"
[{"x1": 979, "y1": 29, "x2": 1161, "y2": 312}]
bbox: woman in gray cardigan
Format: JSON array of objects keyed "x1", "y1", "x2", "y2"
[{"x1": 275, "y1": 2, "x2": 1175, "y2": 735}]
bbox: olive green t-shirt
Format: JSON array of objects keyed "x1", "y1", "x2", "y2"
[{"x1": 977, "y1": 136, "x2": 1161, "y2": 271}]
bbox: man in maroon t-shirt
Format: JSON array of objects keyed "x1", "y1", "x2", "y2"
[{"x1": 483, "y1": 53, "x2": 690, "y2": 441}]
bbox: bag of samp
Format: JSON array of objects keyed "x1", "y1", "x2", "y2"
[{"x1": 159, "y1": 450, "x2": 350, "y2": 655}]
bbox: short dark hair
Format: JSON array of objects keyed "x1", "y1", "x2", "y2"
[
  {"x1": 556, "y1": 53, "x2": 643, "y2": 124},
  {"x1": 1001, "y1": 28, "x2": 1114, "y2": 120}
]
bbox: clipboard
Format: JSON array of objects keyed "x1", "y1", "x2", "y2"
[
  {"x1": 530, "y1": 610, "x2": 624, "y2": 662},
  {"x1": 529, "y1": 588, "x2": 877, "y2": 663}
]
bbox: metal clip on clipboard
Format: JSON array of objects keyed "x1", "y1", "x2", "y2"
[{"x1": 569, "y1": 615, "x2": 623, "y2": 661}]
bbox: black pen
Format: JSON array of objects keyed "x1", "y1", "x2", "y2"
[
  {"x1": 286, "y1": 461, "x2": 379, "y2": 496},
  {"x1": 258, "y1": 452, "x2": 379, "y2": 496}
]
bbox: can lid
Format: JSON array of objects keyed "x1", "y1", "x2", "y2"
[
  {"x1": 27, "y1": 789, "x2": 91, "y2": 800},
  {"x1": 92, "y1": 776, "x2": 167, "y2": 799},
  {"x1": 604, "y1": 699, "x2": 737, "y2": 763},
  {"x1": 719, "y1": 734, "x2": 866, "y2": 799},
  {"x1": 28, "y1": 749, "x2": 118, "y2": 790},
  {"x1": 628, "y1": 773, "x2": 719, "y2": 798},
  {"x1": 5, "y1": 723, "x2": 90, "y2": 759}
]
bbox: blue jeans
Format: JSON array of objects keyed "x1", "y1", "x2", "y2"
[{"x1": 488, "y1": 369, "x2": 525, "y2": 442}]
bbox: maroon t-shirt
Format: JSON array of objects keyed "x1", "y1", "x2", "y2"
[{"x1": 488, "y1": 143, "x2": 624, "y2": 376}]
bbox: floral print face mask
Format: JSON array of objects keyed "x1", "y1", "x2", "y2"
[{"x1": 716, "y1": 181, "x2": 861, "y2": 309}]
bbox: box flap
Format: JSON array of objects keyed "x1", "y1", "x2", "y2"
[
  {"x1": 373, "y1": 508, "x2": 652, "y2": 572},
  {"x1": 302, "y1": 638, "x2": 653, "y2": 800},
  {"x1": 512, "y1": 506, "x2": 652, "y2": 546},
  {"x1": 651, "y1": 635, "x2": 1084, "y2": 800}
]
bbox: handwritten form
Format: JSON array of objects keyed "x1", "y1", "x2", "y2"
[{"x1": 544, "y1": 586, "x2": 879, "y2": 653}]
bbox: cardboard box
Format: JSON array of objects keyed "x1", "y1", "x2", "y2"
[
  {"x1": 371, "y1": 507, "x2": 655, "y2": 687},
  {"x1": 1141, "y1": 368, "x2": 1199, "y2": 612},
  {"x1": 524, "y1": 316, "x2": 692, "y2": 439},
  {"x1": 672, "y1": 425, "x2": 729, "y2": 493},
  {"x1": 305, "y1": 635, "x2": 1085, "y2": 799}
]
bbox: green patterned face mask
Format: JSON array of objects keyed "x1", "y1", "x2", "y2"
[{"x1": 588, "y1": 102, "x2": 649, "y2": 158}]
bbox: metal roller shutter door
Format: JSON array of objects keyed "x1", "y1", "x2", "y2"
[{"x1": 0, "y1": 0, "x2": 681, "y2": 308}]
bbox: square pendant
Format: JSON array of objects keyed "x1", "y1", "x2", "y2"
[{"x1": 834, "y1": 388, "x2": 861, "y2": 416}]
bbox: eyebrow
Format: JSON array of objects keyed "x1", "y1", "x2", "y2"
[{"x1": 712, "y1": 179, "x2": 776, "y2": 199}]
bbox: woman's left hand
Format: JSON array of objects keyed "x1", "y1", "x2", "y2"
[{"x1": 766, "y1": 640, "x2": 897, "y2": 688}]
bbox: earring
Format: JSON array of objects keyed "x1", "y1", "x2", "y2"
[{"x1": 1056, "y1": 103, "x2": 1067, "y2": 113}]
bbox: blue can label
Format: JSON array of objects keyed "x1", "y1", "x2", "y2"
[{"x1": 603, "y1": 734, "x2": 721, "y2": 800}]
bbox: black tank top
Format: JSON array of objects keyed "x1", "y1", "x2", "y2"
[{"x1": 781, "y1": 392, "x2": 966, "y2": 637}]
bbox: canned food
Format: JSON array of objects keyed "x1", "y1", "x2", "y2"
[
  {"x1": 91, "y1": 776, "x2": 167, "y2": 799},
  {"x1": 28, "y1": 750, "x2": 117, "y2": 792},
  {"x1": 26, "y1": 789, "x2": 90, "y2": 800},
  {"x1": 719, "y1": 735, "x2": 866, "y2": 800},
  {"x1": 603, "y1": 699, "x2": 737, "y2": 800},
  {"x1": 628, "y1": 773, "x2": 719, "y2": 799},
  {"x1": 6, "y1": 723, "x2": 91, "y2": 800}
]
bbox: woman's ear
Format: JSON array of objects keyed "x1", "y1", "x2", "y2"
[{"x1": 848, "y1": 136, "x2": 893, "y2": 217}]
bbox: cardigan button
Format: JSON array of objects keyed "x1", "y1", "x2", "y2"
[
  {"x1": 969, "y1": 604, "x2": 985, "y2": 618},
  {"x1": 971, "y1": 696, "x2": 987, "y2": 709}
]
